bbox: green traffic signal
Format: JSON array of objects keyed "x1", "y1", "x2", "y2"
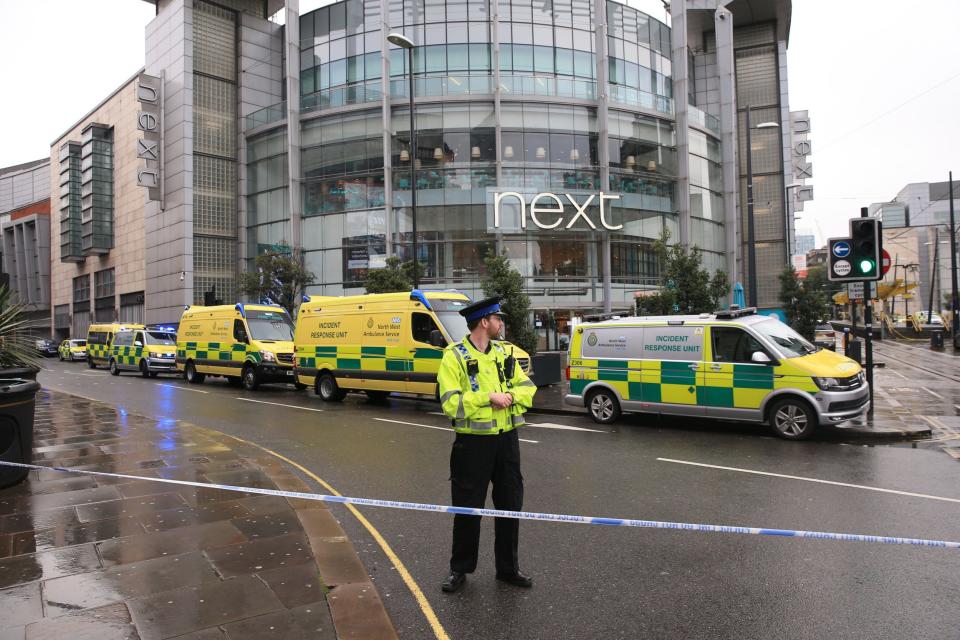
[{"x1": 859, "y1": 259, "x2": 875, "y2": 274}]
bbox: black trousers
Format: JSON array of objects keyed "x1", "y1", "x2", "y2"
[{"x1": 449, "y1": 429, "x2": 524, "y2": 575}]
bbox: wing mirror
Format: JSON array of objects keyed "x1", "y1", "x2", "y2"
[
  {"x1": 429, "y1": 329, "x2": 447, "y2": 348},
  {"x1": 134, "y1": 341, "x2": 143, "y2": 347},
  {"x1": 751, "y1": 351, "x2": 772, "y2": 364}
]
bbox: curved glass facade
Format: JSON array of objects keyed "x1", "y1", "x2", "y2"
[{"x1": 246, "y1": 0, "x2": 725, "y2": 317}]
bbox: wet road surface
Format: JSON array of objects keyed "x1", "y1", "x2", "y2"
[{"x1": 37, "y1": 357, "x2": 960, "y2": 640}]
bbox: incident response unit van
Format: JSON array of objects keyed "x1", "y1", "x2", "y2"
[
  {"x1": 176, "y1": 304, "x2": 304, "y2": 391},
  {"x1": 86, "y1": 323, "x2": 146, "y2": 369},
  {"x1": 565, "y1": 307, "x2": 869, "y2": 439},
  {"x1": 107, "y1": 327, "x2": 178, "y2": 377},
  {"x1": 294, "y1": 290, "x2": 531, "y2": 401}
]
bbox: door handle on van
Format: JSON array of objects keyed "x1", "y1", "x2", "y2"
[{"x1": 688, "y1": 363, "x2": 699, "y2": 370}]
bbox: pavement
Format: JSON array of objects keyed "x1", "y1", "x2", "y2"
[{"x1": 0, "y1": 389, "x2": 397, "y2": 640}]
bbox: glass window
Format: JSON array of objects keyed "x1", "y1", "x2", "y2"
[
  {"x1": 549, "y1": 133, "x2": 574, "y2": 164},
  {"x1": 512, "y1": 44, "x2": 533, "y2": 72},
  {"x1": 555, "y1": 48, "x2": 573, "y2": 75},
  {"x1": 329, "y1": 2, "x2": 346, "y2": 39},
  {"x1": 533, "y1": 24, "x2": 553, "y2": 47},
  {"x1": 425, "y1": 22, "x2": 445, "y2": 45},
  {"x1": 300, "y1": 17, "x2": 314, "y2": 48},
  {"x1": 346, "y1": 0, "x2": 364, "y2": 33},
  {"x1": 554, "y1": 27, "x2": 572, "y2": 49},
  {"x1": 347, "y1": 55, "x2": 363, "y2": 83},
  {"x1": 553, "y1": 0, "x2": 572, "y2": 26},
  {"x1": 412, "y1": 311, "x2": 441, "y2": 343},
  {"x1": 512, "y1": 22, "x2": 533, "y2": 45},
  {"x1": 574, "y1": 50, "x2": 593, "y2": 78},
  {"x1": 447, "y1": 43, "x2": 469, "y2": 71},
  {"x1": 711, "y1": 327, "x2": 768, "y2": 363},
  {"x1": 572, "y1": 28, "x2": 592, "y2": 52},
  {"x1": 330, "y1": 58, "x2": 347, "y2": 86},
  {"x1": 512, "y1": 0, "x2": 533, "y2": 22},
  {"x1": 533, "y1": 46, "x2": 553, "y2": 73},
  {"x1": 365, "y1": 31, "x2": 382, "y2": 52},
  {"x1": 469, "y1": 22, "x2": 488, "y2": 43},
  {"x1": 469, "y1": 43, "x2": 490, "y2": 70},
  {"x1": 524, "y1": 132, "x2": 549, "y2": 163},
  {"x1": 447, "y1": 21, "x2": 468, "y2": 43},
  {"x1": 499, "y1": 44, "x2": 512, "y2": 71},
  {"x1": 246, "y1": 309, "x2": 295, "y2": 341},
  {"x1": 425, "y1": 45, "x2": 446, "y2": 72},
  {"x1": 315, "y1": 7, "x2": 330, "y2": 39},
  {"x1": 425, "y1": 0, "x2": 445, "y2": 22},
  {"x1": 468, "y1": 0, "x2": 488, "y2": 20},
  {"x1": 447, "y1": 0, "x2": 468, "y2": 21}
]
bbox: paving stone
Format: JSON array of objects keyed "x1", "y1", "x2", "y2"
[
  {"x1": 42, "y1": 551, "x2": 220, "y2": 616},
  {"x1": 309, "y1": 538, "x2": 371, "y2": 587},
  {"x1": 326, "y1": 582, "x2": 397, "y2": 640},
  {"x1": 205, "y1": 532, "x2": 315, "y2": 578},
  {"x1": 10, "y1": 516, "x2": 145, "y2": 555},
  {"x1": 140, "y1": 501, "x2": 253, "y2": 533},
  {"x1": 76, "y1": 494, "x2": 189, "y2": 523},
  {"x1": 0, "y1": 582, "x2": 44, "y2": 626},
  {"x1": 222, "y1": 602, "x2": 336, "y2": 640},
  {"x1": 296, "y1": 508, "x2": 347, "y2": 540},
  {"x1": 0, "y1": 543, "x2": 101, "y2": 589},
  {"x1": 24, "y1": 602, "x2": 140, "y2": 640},
  {"x1": 97, "y1": 521, "x2": 246, "y2": 566},
  {"x1": 257, "y1": 561, "x2": 327, "y2": 609},
  {"x1": 229, "y1": 511, "x2": 301, "y2": 540},
  {"x1": 126, "y1": 575, "x2": 283, "y2": 640}
]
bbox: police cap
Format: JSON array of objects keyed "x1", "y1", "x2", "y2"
[{"x1": 459, "y1": 296, "x2": 506, "y2": 323}]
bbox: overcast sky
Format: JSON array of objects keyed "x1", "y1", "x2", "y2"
[{"x1": 1, "y1": 0, "x2": 957, "y2": 246}]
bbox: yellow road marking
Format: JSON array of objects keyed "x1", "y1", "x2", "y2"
[{"x1": 223, "y1": 432, "x2": 450, "y2": 640}]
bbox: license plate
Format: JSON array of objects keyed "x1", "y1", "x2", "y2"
[{"x1": 286, "y1": 370, "x2": 294, "y2": 376}]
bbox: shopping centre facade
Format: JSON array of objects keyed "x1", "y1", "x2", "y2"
[{"x1": 35, "y1": 0, "x2": 807, "y2": 344}]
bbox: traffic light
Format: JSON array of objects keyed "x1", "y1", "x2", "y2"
[
  {"x1": 850, "y1": 218, "x2": 881, "y2": 281},
  {"x1": 828, "y1": 217, "x2": 883, "y2": 282}
]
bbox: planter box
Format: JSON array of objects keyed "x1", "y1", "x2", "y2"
[{"x1": 529, "y1": 352, "x2": 563, "y2": 387}]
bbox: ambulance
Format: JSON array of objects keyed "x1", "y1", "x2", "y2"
[
  {"x1": 107, "y1": 327, "x2": 179, "y2": 377},
  {"x1": 294, "y1": 290, "x2": 531, "y2": 401},
  {"x1": 86, "y1": 323, "x2": 145, "y2": 368},
  {"x1": 565, "y1": 307, "x2": 869, "y2": 439},
  {"x1": 175, "y1": 303, "x2": 304, "y2": 390}
]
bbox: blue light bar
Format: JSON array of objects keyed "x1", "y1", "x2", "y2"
[
  {"x1": 410, "y1": 289, "x2": 432, "y2": 310},
  {"x1": 235, "y1": 303, "x2": 245, "y2": 318},
  {"x1": 302, "y1": 295, "x2": 311, "y2": 303}
]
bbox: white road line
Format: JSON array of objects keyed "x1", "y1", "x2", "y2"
[
  {"x1": 374, "y1": 418, "x2": 538, "y2": 443},
  {"x1": 875, "y1": 387, "x2": 902, "y2": 408},
  {"x1": 525, "y1": 422, "x2": 606, "y2": 433},
  {"x1": 157, "y1": 383, "x2": 208, "y2": 394},
  {"x1": 889, "y1": 370, "x2": 908, "y2": 380},
  {"x1": 923, "y1": 387, "x2": 944, "y2": 400},
  {"x1": 235, "y1": 397, "x2": 324, "y2": 412},
  {"x1": 656, "y1": 457, "x2": 960, "y2": 505}
]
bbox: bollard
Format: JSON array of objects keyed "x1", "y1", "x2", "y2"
[{"x1": 930, "y1": 331, "x2": 944, "y2": 350}]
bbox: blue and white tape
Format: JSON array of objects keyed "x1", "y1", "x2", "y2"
[{"x1": 1, "y1": 460, "x2": 958, "y2": 550}]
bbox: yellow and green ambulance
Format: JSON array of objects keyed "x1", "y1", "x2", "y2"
[
  {"x1": 565, "y1": 307, "x2": 868, "y2": 439},
  {"x1": 175, "y1": 303, "x2": 303, "y2": 391},
  {"x1": 107, "y1": 328, "x2": 178, "y2": 377},
  {"x1": 58, "y1": 339, "x2": 87, "y2": 362},
  {"x1": 86, "y1": 323, "x2": 145, "y2": 369},
  {"x1": 294, "y1": 290, "x2": 531, "y2": 402}
]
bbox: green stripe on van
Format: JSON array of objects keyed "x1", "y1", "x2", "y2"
[{"x1": 361, "y1": 346, "x2": 386, "y2": 356}]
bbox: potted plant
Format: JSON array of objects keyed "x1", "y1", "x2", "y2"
[{"x1": 0, "y1": 284, "x2": 42, "y2": 488}]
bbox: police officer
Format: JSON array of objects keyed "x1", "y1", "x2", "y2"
[{"x1": 437, "y1": 296, "x2": 537, "y2": 593}]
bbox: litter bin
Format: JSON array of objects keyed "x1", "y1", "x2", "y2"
[
  {"x1": 845, "y1": 339, "x2": 862, "y2": 364},
  {"x1": 931, "y1": 331, "x2": 945, "y2": 350},
  {"x1": 0, "y1": 378, "x2": 41, "y2": 488}
]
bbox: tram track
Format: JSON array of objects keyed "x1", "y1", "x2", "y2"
[{"x1": 871, "y1": 340, "x2": 960, "y2": 385}]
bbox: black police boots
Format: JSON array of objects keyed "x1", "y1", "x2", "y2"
[
  {"x1": 441, "y1": 571, "x2": 466, "y2": 593},
  {"x1": 495, "y1": 571, "x2": 533, "y2": 588}
]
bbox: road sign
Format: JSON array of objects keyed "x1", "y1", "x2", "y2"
[
  {"x1": 833, "y1": 259, "x2": 851, "y2": 276},
  {"x1": 881, "y1": 249, "x2": 891, "y2": 276},
  {"x1": 832, "y1": 241, "x2": 850, "y2": 258},
  {"x1": 848, "y1": 282, "x2": 864, "y2": 299}
]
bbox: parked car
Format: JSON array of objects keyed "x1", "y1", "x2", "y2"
[
  {"x1": 813, "y1": 324, "x2": 837, "y2": 351},
  {"x1": 34, "y1": 339, "x2": 59, "y2": 357},
  {"x1": 911, "y1": 311, "x2": 944, "y2": 326},
  {"x1": 58, "y1": 339, "x2": 88, "y2": 361}
]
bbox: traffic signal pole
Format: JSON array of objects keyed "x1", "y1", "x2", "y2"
[
  {"x1": 948, "y1": 171, "x2": 958, "y2": 348},
  {"x1": 861, "y1": 207, "x2": 875, "y2": 415}
]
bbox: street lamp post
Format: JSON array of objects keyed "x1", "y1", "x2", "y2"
[
  {"x1": 948, "y1": 171, "x2": 958, "y2": 347},
  {"x1": 387, "y1": 32, "x2": 418, "y2": 288},
  {"x1": 744, "y1": 105, "x2": 779, "y2": 308}
]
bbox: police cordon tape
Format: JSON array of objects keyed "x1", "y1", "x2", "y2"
[{"x1": 1, "y1": 459, "x2": 958, "y2": 550}]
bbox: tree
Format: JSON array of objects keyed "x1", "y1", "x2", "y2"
[
  {"x1": 635, "y1": 229, "x2": 729, "y2": 316},
  {"x1": 778, "y1": 266, "x2": 830, "y2": 340},
  {"x1": 362, "y1": 256, "x2": 425, "y2": 294},
  {"x1": 482, "y1": 251, "x2": 537, "y2": 354},
  {"x1": 238, "y1": 244, "x2": 315, "y2": 316}
]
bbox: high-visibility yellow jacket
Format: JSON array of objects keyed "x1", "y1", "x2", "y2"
[{"x1": 438, "y1": 336, "x2": 537, "y2": 434}]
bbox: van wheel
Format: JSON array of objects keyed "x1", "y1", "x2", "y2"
[
  {"x1": 317, "y1": 373, "x2": 346, "y2": 402},
  {"x1": 88, "y1": 357, "x2": 96, "y2": 369},
  {"x1": 109, "y1": 359, "x2": 120, "y2": 376},
  {"x1": 768, "y1": 397, "x2": 817, "y2": 440},
  {"x1": 587, "y1": 388, "x2": 621, "y2": 424},
  {"x1": 140, "y1": 360, "x2": 151, "y2": 378},
  {"x1": 242, "y1": 365, "x2": 260, "y2": 391},
  {"x1": 366, "y1": 390, "x2": 390, "y2": 402},
  {"x1": 185, "y1": 361, "x2": 205, "y2": 384}
]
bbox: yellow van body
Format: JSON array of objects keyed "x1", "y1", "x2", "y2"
[
  {"x1": 176, "y1": 304, "x2": 300, "y2": 390},
  {"x1": 86, "y1": 323, "x2": 145, "y2": 368},
  {"x1": 294, "y1": 290, "x2": 531, "y2": 400},
  {"x1": 107, "y1": 328, "x2": 178, "y2": 377},
  {"x1": 566, "y1": 308, "x2": 868, "y2": 439}
]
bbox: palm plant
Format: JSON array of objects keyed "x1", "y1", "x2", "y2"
[{"x1": 0, "y1": 285, "x2": 43, "y2": 370}]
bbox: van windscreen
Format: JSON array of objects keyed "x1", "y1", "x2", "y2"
[
  {"x1": 246, "y1": 309, "x2": 294, "y2": 341},
  {"x1": 752, "y1": 319, "x2": 816, "y2": 358}
]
